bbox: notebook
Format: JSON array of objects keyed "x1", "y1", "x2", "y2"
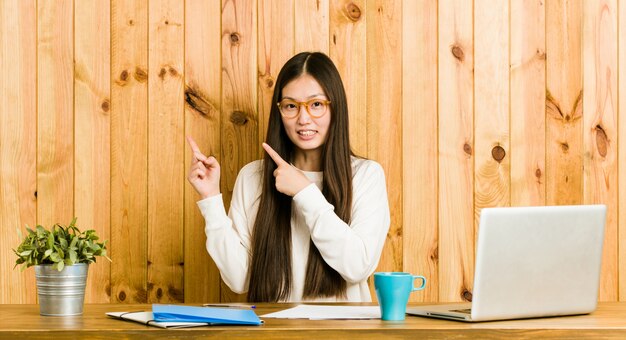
[
  {"x1": 106, "y1": 311, "x2": 210, "y2": 329},
  {"x1": 152, "y1": 304, "x2": 263, "y2": 325},
  {"x1": 107, "y1": 305, "x2": 263, "y2": 328},
  {"x1": 407, "y1": 204, "x2": 606, "y2": 322}
]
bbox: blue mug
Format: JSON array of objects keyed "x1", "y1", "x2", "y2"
[{"x1": 374, "y1": 272, "x2": 426, "y2": 321}]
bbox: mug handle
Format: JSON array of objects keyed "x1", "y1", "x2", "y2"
[{"x1": 412, "y1": 275, "x2": 426, "y2": 291}]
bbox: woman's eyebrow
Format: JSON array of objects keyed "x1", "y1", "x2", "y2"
[{"x1": 281, "y1": 93, "x2": 327, "y2": 100}]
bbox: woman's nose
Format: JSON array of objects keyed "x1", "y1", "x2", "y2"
[{"x1": 296, "y1": 105, "x2": 311, "y2": 124}]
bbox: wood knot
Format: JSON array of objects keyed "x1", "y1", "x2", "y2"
[
  {"x1": 116, "y1": 70, "x2": 130, "y2": 86},
  {"x1": 120, "y1": 70, "x2": 129, "y2": 81},
  {"x1": 158, "y1": 68, "x2": 167, "y2": 79},
  {"x1": 345, "y1": 2, "x2": 362, "y2": 21},
  {"x1": 101, "y1": 99, "x2": 110, "y2": 112},
  {"x1": 462, "y1": 290, "x2": 473, "y2": 302},
  {"x1": 565, "y1": 114, "x2": 571, "y2": 121},
  {"x1": 535, "y1": 168, "x2": 542, "y2": 179},
  {"x1": 34, "y1": 191, "x2": 37, "y2": 198},
  {"x1": 185, "y1": 85, "x2": 214, "y2": 117},
  {"x1": 168, "y1": 286, "x2": 184, "y2": 302},
  {"x1": 451, "y1": 45, "x2": 465, "y2": 62},
  {"x1": 266, "y1": 78, "x2": 274, "y2": 88},
  {"x1": 168, "y1": 67, "x2": 179, "y2": 77},
  {"x1": 156, "y1": 287, "x2": 163, "y2": 299},
  {"x1": 230, "y1": 111, "x2": 249, "y2": 125},
  {"x1": 164, "y1": 20, "x2": 169, "y2": 25},
  {"x1": 463, "y1": 143, "x2": 472, "y2": 156},
  {"x1": 430, "y1": 246, "x2": 438, "y2": 261},
  {"x1": 118, "y1": 291, "x2": 126, "y2": 301},
  {"x1": 560, "y1": 142, "x2": 569, "y2": 152},
  {"x1": 536, "y1": 48, "x2": 546, "y2": 60},
  {"x1": 596, "y1": 125, "x2": 608, "y2": 157},
  {"x1": 128, "y1": 19, "x2": 134, "y2": 26},
  {"x1": 230, "y1": 32, "x2": 240, "y2": 45},
  {"x1": 134, "y1": 67, "x2": 148, "y2": 83},
  {"x1": 491, "y1": 145, "x2": 506, "y2": 162}
]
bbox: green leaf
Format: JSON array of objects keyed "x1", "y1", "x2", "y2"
[
  {"x1": 59, "y1": 237, "x2": 68, "y2": 249},
  {"x1": 42, "y1": 249, "x2": 53, "y2": 260},
  {"x1": 49, "y1": 252, "x2": 61, "y2": 263},
  {"x1": 47, "y1": 232, "x2": 54, "y2": 249},
  {"x1": 13, "y1": 217, "x2": 109, "y2": 270},
  {"x1": 69, "y1": 236, "x2": 78, "y2": 249},
  {"x1": 69, "y1": 250, "x2": 77, "y2": 264}
]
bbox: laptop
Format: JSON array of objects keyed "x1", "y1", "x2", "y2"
[{"x1": 407, "y1": 204, "x2": 606, "y2": 322}]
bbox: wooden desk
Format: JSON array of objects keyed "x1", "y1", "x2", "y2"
[{"x1": 1, "y1": 303, "x2": 626, "y2": 339}]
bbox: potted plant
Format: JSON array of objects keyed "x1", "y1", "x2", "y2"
[{"x1": 13, "y1": 218, "x2": 111, "y2": 316}]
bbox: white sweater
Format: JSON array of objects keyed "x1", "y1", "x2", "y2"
[{"x1": 197, "y1": 157, "x2": 390, "y2": 302}]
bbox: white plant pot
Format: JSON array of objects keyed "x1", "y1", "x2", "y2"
[{"x1": 34, "y1": 263, "x2": 89, "y2": 316}]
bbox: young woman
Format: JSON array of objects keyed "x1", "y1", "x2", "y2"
[{"x1": 187, "y1": 52, "x2": 390, "y2": 302}]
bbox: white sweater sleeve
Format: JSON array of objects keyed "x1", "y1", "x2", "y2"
[
  {"x1": 292, "y1": 160, "x2": 391, "y2": 283},
  {"x1": 197, "y1": 163, "x2": 259, "y2": 294}
]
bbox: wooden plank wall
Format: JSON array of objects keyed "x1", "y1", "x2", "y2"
[{"x1": 2, "y1": 0, "x2": 626, "y2": 304}]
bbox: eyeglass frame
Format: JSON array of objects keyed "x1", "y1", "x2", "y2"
[{"x1": 276, "y1": 98, "x2": 332, "y2": 119}]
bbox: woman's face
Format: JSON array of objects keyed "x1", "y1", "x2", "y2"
[{"x1": 279, "y1": 74, "x2": 331, "y2": 156}]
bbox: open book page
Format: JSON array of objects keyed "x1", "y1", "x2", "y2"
[
  {"x1": 260, "y1": 305, "x2": 381, "y2": 320},
  {"x1": 106, "y1": 311, "x2": 210, "y2": 329}
]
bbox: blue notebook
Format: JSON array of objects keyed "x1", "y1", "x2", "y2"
[{"x1": 152, "y1": 304, "x2": 263, "y2": 325}]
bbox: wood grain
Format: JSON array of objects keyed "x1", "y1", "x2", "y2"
[
  {"x1": 330, "y1": 0, "x2": 367, "y2": 157},
  {"x1": 37, "y1": 0, "x2": 74, "y2": 227},
  {"x1": 74, "y1": 0, "x2": 111, "y2": 304},
  {"x1": 147, "y1": 0, "x2": 185, "y2": 303},
  {"x1": 295, "y1": 0, "x2": 329, "y2": 54},
  {"x1": 3, "y1": 303, "x2": 626, "y2": 339},
  {"x1": 366, "y1": 0, "x2": 402, "y2": 301},
  {"x1": 110, "y1": 0, "x2": 148, "y2": 303},
  {"x1": 4, "y1": 0, "x2": 626, "y2": 305},
  {"x1": 510, "y1": 0, "x2": 546, "y2": 207},
  {"x1": 0, "y1": 0, "x2": 37, "y2": 304},
  {"x1": 402, "y1": 0, "x2": 438, "y2": 303},
  {"x1": 546, "y1": 0, "x2": 583, "y2": 206},
  {"x1": 619, "y1": 0, "x2": 626, "y2": 302},
  {"x1": 221, "y1": 0, "x2": 258, "y2": 302},
  {"x1": 583, "y1": 0, "x2": 618, "y2": 302},
  {"x1": 184, "y1": 0, "x2": 222, "y2": 303},
  {"x1": 438, "y1": 0, "x2": 475, "y2": 303},
  {"x1": 474, "y1": 0, "x2": 510, "y2": 217},
  {"x1": 258, "y1": 0, "x2": 294, "y2": 151}
]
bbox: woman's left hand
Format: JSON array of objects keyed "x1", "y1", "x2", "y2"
[{"x1": 262, "y1": 143, "x2": 312, "y2": 196}]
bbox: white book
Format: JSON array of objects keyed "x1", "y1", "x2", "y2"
[{"x1": 106, "y1": 311, "x2": 210, "y2": 329}]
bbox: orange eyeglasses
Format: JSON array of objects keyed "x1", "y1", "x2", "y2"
[{"x1": 276, "y1": 98, "x2": 331, "y2": 118}]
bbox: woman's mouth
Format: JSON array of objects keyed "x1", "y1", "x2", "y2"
[{"x1": 297, "y1": 130, "x2": 318, "y2": 140}]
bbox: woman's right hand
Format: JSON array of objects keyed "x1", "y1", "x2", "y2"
[{"x1": 186, "y1": 135, "x2": 221, "y2": 199}]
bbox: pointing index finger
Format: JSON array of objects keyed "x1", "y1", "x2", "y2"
[
  {"x1": 262, "y1": 142, "x2": 288, "y2": 166},
  {"x1": 186, "y1": 135, "x2": 208, "y2": 163},
  {"x1": 186, "y1": 135, "x2": 202, "y2": 153}
]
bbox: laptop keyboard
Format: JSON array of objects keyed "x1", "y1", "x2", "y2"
[{"x1": 451, "y1": 308, "x2": 472, "y2": 314}]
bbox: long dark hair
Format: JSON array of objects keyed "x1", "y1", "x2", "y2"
[{"x1": 247, "y1": 52, "x2": 354, "y2": 302}]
